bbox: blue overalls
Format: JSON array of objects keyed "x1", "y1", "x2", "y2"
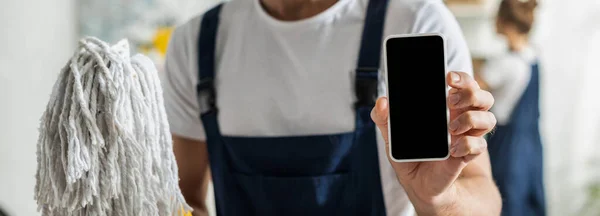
[
  {"x1": 195, "y1": 0, "x2": 389, "y2": 215},
  {"x1": 488, "y1": 62, "x2": 547, "y2": 216}
]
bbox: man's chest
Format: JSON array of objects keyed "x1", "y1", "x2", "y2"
[{"x1": 211, "y1": 28, "x2": 382, "y2": 136}]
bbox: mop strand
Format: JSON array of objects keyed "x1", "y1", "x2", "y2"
[{"x1": 34, "y1": 37, "x2": 191, "y2": 216}]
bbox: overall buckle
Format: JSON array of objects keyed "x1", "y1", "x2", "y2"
[
  {"x1": 354, "y1": 67, "x2": 379, "y2": 108},
  {"x1": 196, "y1": 78, "x2": 217, "y2": 115}
]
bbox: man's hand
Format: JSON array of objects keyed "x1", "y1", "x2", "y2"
[{"x1": 371, "y1": 71, "x2": 500, "y2": 215}]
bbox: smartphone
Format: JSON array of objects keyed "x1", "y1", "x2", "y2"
[{"x1": 384, "y1": 33, "x2": 450, "y2": 162}]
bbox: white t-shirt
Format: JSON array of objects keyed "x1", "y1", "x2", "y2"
[
  {"x1": 161, "y1": 0, "x2": 472, "y2": 215},
  {"x1": 480, "y1": 46, "x2": 537, "y2": 125}
]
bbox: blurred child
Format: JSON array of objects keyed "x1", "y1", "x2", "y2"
[{"x1": 475, "y1": 0, "x2": 546, "y2": 215}]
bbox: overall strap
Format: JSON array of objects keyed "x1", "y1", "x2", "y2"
[
  {"x1": 355, "y1": 0, "x2": 390, "y2": 108},
  {"x1": 197, "y1": 3, "x2": 224, "y2": 115},
  {"x1": 351, "y1": 1, "x2": 390, "y2": 215},
  {"x1": 507, "y1": 60, "x2": 541, "y2": 125},
  {"x1": 196, "y1": 4, "x2": 229, "y2": 215}
]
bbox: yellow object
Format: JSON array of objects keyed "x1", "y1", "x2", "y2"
[
  {"x1": 152, "y1": 26, "x2": 174, "y2": 57},
  {"x1": 179, "y1": 204, "x2": 193, "y2": 216}
]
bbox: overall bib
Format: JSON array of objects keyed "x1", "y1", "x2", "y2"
[
  {"x1": 488, "y1": 62, "x2": 546, "y2": 216},
  {"x1": 195, "y1": 0, "x2": 389, "y2": 215}
]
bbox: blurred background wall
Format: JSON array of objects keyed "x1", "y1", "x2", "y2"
[
  {"x1": 533, "y1": 1, "x2": 600, "y2": 215},
  {"x1": 0, "y1": 0, "x2": 599, "y2": 215},
  {"x1": 448, "y1": 0, "x2": 600, "y2": 215},
  {"x1": 0, "y1": 0, "x2": 76, "y2": 215}
]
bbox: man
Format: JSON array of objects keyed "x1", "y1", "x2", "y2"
[
  {"x1": 476, "y1": 1, "x2": 545, "y2": 215},
  {"x1": 163, "y1": 0, "x2": 501, "y2": 215}
]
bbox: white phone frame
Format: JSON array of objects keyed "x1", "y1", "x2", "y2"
[{"x1": 383, "y1": 33, "x2": 451, "y2": 163}]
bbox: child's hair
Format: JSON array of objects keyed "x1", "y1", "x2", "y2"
[{"x1": 497, "y1": 0, "x2": 539, "y2": 34}]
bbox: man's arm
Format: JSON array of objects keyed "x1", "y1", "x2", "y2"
[
  {"x1": 372, "y1": 71, "x2": 501, "y2": 216},
  {"x1": 161, "y1": 18, "x2": 213, "y2": 215},
  {"x1": 424, "y1": 153, "x2": 502, "y2": 216},
  {"x1": 413, "y1": 72, "x2": 501, "y2": 216},
  {"x1": 402, "y1": 2, "x2": 500, "y2": 214},
  {"x1": 173, "y1": 135, "x2": 211, "y2": 216}
]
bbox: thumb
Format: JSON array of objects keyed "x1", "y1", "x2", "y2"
[{"x1": 371, "y1": 97, "x2": 390, "y2": 148}]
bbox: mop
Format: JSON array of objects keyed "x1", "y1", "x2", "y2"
[{"x1": 34, "y1": 37, "x2": 192, "y2": 216}]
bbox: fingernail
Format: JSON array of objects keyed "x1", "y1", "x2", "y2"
[
  {"x1": 376, "y1": 98, "x2": 388, "y2": 114},
  {"x1": 450, "y1": 146, "x2": 457, "y2": 155},
  {"x1": 449, "y1": 93, "x2": 460, "y2": 105},
  {"x1": 449, "y1": 120, "x2": 459, "y2": 131},
  {"x1": 451, "y1": 72, "x2": 461, "y2": 83},
  {"x1": 380, "y1": 97, "x2": 388, "y2": 108}
]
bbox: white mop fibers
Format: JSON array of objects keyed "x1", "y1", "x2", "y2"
[{"x1": 34, "y1": 37, "x2": 191, "y2": 216}]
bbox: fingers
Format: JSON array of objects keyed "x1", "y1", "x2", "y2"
[
  {"x1": 371, "y1": 97, "x2": 390, "y2": 147},
  {"x1": 447, "y1": 71, "x2": 479, "y2": 90},
  {"x1": 447, "y1": 87, "x2": 494, "y2": 111},
  {"x1": 445, "y1": 71, "x2": 495, "y2": 164},
  {"x1": 371, "y1": 97, "x2": 389, "y2": 127},
  {"x1": 450, "y1": 136, "x2": 488, "y2": 162},
  {"x1": 449, "y1": 111, "x2": 496, "y2": 136}
]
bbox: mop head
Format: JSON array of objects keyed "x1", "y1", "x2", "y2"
[{"x1": 34, "y1": 37, "x2": 192, "y2": 216}]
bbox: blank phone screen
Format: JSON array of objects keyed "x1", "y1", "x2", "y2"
[{"x1": 385, "y1": 35, "x2": 449, "y2": 160}]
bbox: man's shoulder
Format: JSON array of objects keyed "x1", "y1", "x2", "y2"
[
  {"x1": 384, "y1": 0, "x2": 454, "y2": 32},
  {"x1": 385, "y1": 0, "x2": 461, "y2": 35},
  {"x1": 168, "y1": 14, "x2": 203, "y2": 50},
  {"x1": 171, "y1": 0, "x2": 249, "y2": 43},
  {"x1": 387, "y1": 0, "x2": 448, "y2": 17}
]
